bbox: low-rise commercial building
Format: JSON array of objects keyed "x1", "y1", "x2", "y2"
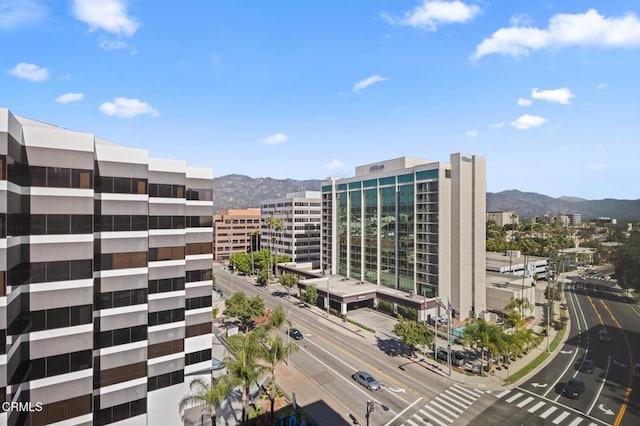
[{"x1": 213, "y1": 208, "x2": 261, "y2": 261}]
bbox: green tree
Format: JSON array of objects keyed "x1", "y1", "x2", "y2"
[
  {"x1": 300, "y1": 285, "x2": 318, "y2": 306},
  {"x1": 229, "y1": 252, "x2": 252, "y2": 274},
  {"x1": 266, "y1": 306, "x2": 288, "y2": 334},
  {"x1": 505, "y1": 310, "x2": 524, "y2": 328},
  {"x1": 613, "y1": 231, "x2": 640, "y2": 292},
  {"x1": 392, "y1": 315, "x2": 434, "y2": 356},
  {"x1": 259, "y1": 334, "x2": 299, "y2": 425},
  {"x1": 265, "y1": 216, "x2": 284, "y2": 278},
  {"x1": 225, "y1": 331, "x2": 268, "y2": 426},
  {"x1": 178, "y1": 376, "x2": 231, "y2": 425},
  {"x1": 278, "y1": 273, "x2": 299, "y2": 298},
  {"x1": 223, "y1": 292, "x2": 265, "y2": 329},
  {"x1": 461, "y1": 319, "x2": 499, "y2": 375}
]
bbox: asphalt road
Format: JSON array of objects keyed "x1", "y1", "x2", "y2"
[
  {"x1": 472, "y1": 276, "x2": 640, "y2": 426},
  {"x1": 212, "y1": 265, "x2": 492, "y2": 426}
]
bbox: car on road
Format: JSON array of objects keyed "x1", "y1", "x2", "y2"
[
  {"x1": 288, "y1": 328, "x2": 303, "y2": 340},
  {"x1": 562, "y1": 377, "x2": 585, "y2": 399},
  {"x1": 580, "y1": 359, "x2": 595, "y2": 374},
  {"x1": 635, "y1": 363, "x2": 640, "y2": 378},
  {"x1": 213, "y1": 286, "x2": 223, "y2": 296},
  {"x1": 297, "y1": 302, "x2": 309, "y2": 308},
  {"x1": 598, "y1": 329, "x2": 611, "y2": 342},
  {"x1": 352, "y1": 371, "x2": 380, "y2": 391}
]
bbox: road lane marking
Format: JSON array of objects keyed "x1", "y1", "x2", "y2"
[
  {"x1": 438, "y1": 392, "x2": 469, "y2": 408},
  {"x1": 383, "y1": 397, "x2": 423, "y2": 426},
  {"x1": 540, "y1": 406, "x2": 558, "y2": 419},
  {"x1": 434, "y1": 397, "x2": 463, "y2": 414},
  {"x1": 598, "y1": 300, "x2": 634, "y2": 426},
  {"x1": 586, "y1": 355, "x2": 610, "y2": 416},
  {"x1": 567, "y1": 418, "x2": 583, "y2": 426},
  {"x1": 423, "y1": 405, "x2": 452, "y2": 425},
  {"x1": 296, "y1": 345, "x2": 397, "y2": 415},
  {"x1": 303, "y1": 327, "x2": 410, "y2": 403},
  {"x1": 405, "y1": 419, "x2": 420, "y2": 426},
  {"x1": 552, "y1": 411, "x2": 570, "y2": 424},
  {"x1": 506, "y1": 392, "x2": 523, "y2": 403},
  {"x1": 516, "y1": 396, "x2": 534, "y2": 408},
  {"x1": 495, "y1": 389, "x2": 510, "y2": 399},
  {"x1": 528, "y1": 401, "x2": 545, "y2": 413}
]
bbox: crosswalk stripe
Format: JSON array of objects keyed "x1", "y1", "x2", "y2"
[
  {"x1": 451, "y1": 384, "x2": 481, "y2": 400},
  {"x1": 495, "y1": 389, "x2": 510, "y2": 399},
  {"x1": 516, "y1": 396, "x2": 534, "y2": 408},
  {"x1": 423, "y1": 405, "x2": 454, "y2": 424},
  {"x1": 420, "y1": 406, "x2": 448, "y2": 426},
  {"x1": 567, "y1": 417, "x2": 583, "y2": 426},
  {"x1": 552, "y1": 411, "x2": 571, "y2": 424},
  {"x1": 406, "y1": 419, "x2": 420, "y2": 426},
  {"x1": 528, "y1": 401, "x2": 545, "y2": 413},
  {"x1": 506, "y1": 392, "x2": 524, "y2": 403},
  {"x1": 414, "y1": 410, "x2": 431, "y2": 425},
  {"x1": 430, "y1": 400, "x2": 459, "y2": 419},
  {"x1": 434, "y1": 397, "x2": 463, "y2": 414},
  {"x1": 445, "y1": 387, "x2": 476, "y2": 404},
  {"x1": 540, "y1": 406, "x2": 558, "y2": 419},
  {"x1": 438, "y1": 392, "x2": 469, "y2": 409}
]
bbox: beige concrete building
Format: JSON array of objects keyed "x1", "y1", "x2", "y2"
[
  {"x1": 321, "y1": 153, "x2": 486, "y2": 320},
  {"x1": 487, "y1": 211, "x2": 519, "y2": 227},
  {"x1": 213, "y1": 208, "x2": 261, "y2": 261}
]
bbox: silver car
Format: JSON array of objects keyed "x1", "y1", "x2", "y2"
[{"x1": 352, "y1": 371, "x2": 380, "y2": 391}]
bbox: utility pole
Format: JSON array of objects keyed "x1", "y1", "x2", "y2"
[{"x1": 366, "y1": 400, "x2": 374, "y2": 426}]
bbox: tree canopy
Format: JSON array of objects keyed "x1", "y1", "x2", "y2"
[
  {"x1": 300, "y1": 285, "x2": 318, "y2": 306},
  {"x1": 392, "y1": 315, "x2": 434, "y2": 356},
  {"x1": 613, "y1": 231, "x2": 640, "y2": 292},
  {"x1": 223, "y1": 291, "x2": 265, "y2": 328},
  {"x1": 278, "y1": 273, "x2": 299, "y2": 297}
]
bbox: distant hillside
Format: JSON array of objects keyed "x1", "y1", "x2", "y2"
[
  {"x1": 213, "y1": 174, "x2": 322, "y2": 213},
  {"x1": 212, "y1": 176, "x2": 640, "y2": 222},
  {"x1": 487, "y1": 190, "x2": 640, "y2": 221}
]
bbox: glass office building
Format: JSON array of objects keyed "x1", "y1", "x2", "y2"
[
  {"x1": 1, "y1": 108, "x2": 213, "y2": 426},
  {"x1": 321, "y1": 154, "x2": 486, "y2": 320}
]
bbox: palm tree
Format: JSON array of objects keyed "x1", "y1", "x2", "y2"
[
  {"x1": 266, "y1": 306, "x2": 288, "y2": 334},
  {"x1": 265, "y1": 216, "x2": 284, "y2": 280},
  {"x1": 179, "y1": 376, "x2": 231, "y2": 425},
  {"x1": 505, "y1": 297, "x2": 534, "y2": 318},
  {"x1": 260, "y1": 334, "x2": 299, "y2": 425},
  {"x1": 462, "y1": 319, "x2": 497, "y2": 375},
  {"x1": 224, "y1": 331, "x2": 268, "y2": 426}
]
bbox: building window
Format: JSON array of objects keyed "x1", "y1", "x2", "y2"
[
  {"x1": 149, "y1": 246, "x2": 185, "y2": 261},
  {"x1": 186, "y1": 242, "x2": 212, "y2": 256},
  {"x1": 96, "y1": 325, "x2": 147, "y2": 349},
  {"x1": 148, "y1": 308, "x2": 184, "y2": 326},
  {"x1": 148, "y1": 277, "x2": 185, "y2": 294},
  {"x1": 148, "y1": 369, "x2": 184, "y2": 391}
]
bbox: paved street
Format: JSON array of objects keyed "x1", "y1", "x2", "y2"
[{"x1": 211, "y1": 264, "x2": 640, "y2": 426}]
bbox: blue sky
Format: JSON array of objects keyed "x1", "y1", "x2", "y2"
[{"x1": 2, "y1": 1, "x2": 640, "y2": 200}]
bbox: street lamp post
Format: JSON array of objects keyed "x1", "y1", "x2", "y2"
[{"x1": 365, "y1": 400, "x2": 389, "y2": 426}]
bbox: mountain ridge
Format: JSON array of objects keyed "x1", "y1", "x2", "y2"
[{"x1": 212, "y1": 175, "x2": 640, "y2": 221}]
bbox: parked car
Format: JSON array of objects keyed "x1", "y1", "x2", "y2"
[
  {"x1": 213, "y1": 286, "x2": 223, "y2": 296},
  {"x1": 562, "y1": 378, "x2": 585, "y2": 399},
  {"x1": 352, "y1": 371, "x2": 380, "y2": 391},
  {"x1": 580, "y1": 359, "x2": 595, "y2": 374},
  {"x1": 437, "y1": 349, "x2": 465, "y2": 367},
  {"x1": 598, "y1": 329, "x2": 611, "y2": 342},
  {"x1": 288, "y1": 328, "x2": 303, "y2": 340}
]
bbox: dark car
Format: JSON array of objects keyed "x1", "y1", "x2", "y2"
[
  {"x1": 213, "y1": 286, "x2": 223, "y2": 296},
  {"x1": 562, "y1": 378, "x2": 585, "y2": 399},
  {"x1": 598, "y1": 329, "x2": 611, "y2": 342},
  {"x1": 288, "y1": 328, "x2": 303, "y2": 340},
  {"x1": 580, "y1": 359, "x2": 595, "y2": 374},
  {"x1": 352, "y1": 371, "x2": 380, "y2": 391}
]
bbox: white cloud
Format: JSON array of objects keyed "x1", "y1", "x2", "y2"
[
  {"x1": 99, "y1": 38, "x2": 128, "y2": 50},
  {"x1": 325, "y1": 160, "x2": 345, "y2": 170},
  {"x1": 597, "y1": 82, "x2": 608, "y2": 89},
  {"x1": 260, "y1": 133, "x2": 288, "y2": 145},
  {"x1": 488, "y1": 122, "x2": 505, "y2": 128},
  {"x1": 465, "y1": 130, "x2": 478, "y2": 138},
  {"x1": 510, "y1": 114, "x2": 546, "y2": 130},
  {"x1": 474, "y1": 9, "x2": 640, "y2": 59},
  {"x1": 7, "y1": 62, "x2": 49, "y2": 82},
  {"x1": 99, "y1": 97, "x2": 159, "y2": 118},
  {"x1": 0, "y1": 0, "x2": 47, "y2": 28},
  {"x1": 517, "y1": 98, "x2": 532, "y2": 107},
  {"x1": 353, "y1": 75, "x2": 387, "y2": 93},
  {"x1": 55, "y1": 93, "x2": 84, "y2": 104},
  {"x1": 72, "y1": 0, "x2": 139, "y2": 36},
  {"x1": 509, "y1": 14, "x2": 533, "y2": 27},
  {"x1": 531, "y1": 87, "x2": 574, "y2": 104},
  {"x1": 385, "y1": 1, "x2": 481, "y2": 31}
]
